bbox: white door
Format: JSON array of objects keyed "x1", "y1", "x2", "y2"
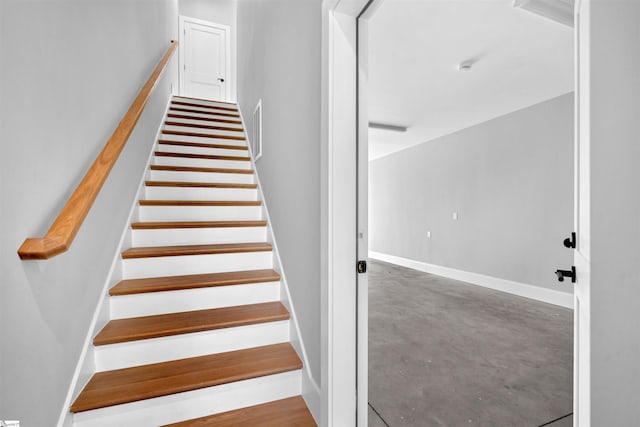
[
  {"x1": 179, "y1": 16, "x2": 230, "y2": 102},
  {"x1": 356, "y1": 18, "x2": 369, "y2": 427},
  {"x1": 574, "y1": 1, "x2": 590, "y2": 425}
]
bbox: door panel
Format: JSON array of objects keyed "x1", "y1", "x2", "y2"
[{"x1": 182, "y1": 19, "x2": 228, "y2": 101}]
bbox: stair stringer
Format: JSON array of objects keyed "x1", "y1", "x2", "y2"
[
  {"x1": 56, "y1": 99, "x2": 172, "y2": 427},
  {"x1": 237, "y1": 107, "x2": 321, "y2": 422}
]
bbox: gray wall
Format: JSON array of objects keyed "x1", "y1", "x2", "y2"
[
  {"x1": 0, "y1": 1, "x2": 178, "y2": 424},
  {"x1": 369, "y1": 93, "x2": 574, "y2": 293},
  {"x1": 237, "y1": 0, "x2": 322, "y2": 383},
  {"x1": 178, "y1": 0, "x2": 237, "y2": 102},
  {"x1": 589, "y1": 1, "x2": 640, "y2": 422}
]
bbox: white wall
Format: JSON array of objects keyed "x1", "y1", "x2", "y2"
[
  {"x1": 588, "y1": 0, "x2": 640, "y2": 423},
  {"x1": 236, "y1": 0, "x2": 322, "y2": 384},
  {"x1": 179, "y1": 0, "x2": 237, "y2": 102},
  {"x1": 0, "y1": 1, "x2": 178, "y2": 425},
  {"x1": 369, "y1": 93, "x2": 574, "y2": 294}
]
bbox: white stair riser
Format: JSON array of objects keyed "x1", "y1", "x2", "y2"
[
  {"x1": 110, "y1": 281, "x2": 280, "y2": 319},
  {"x1": 72, "y1": 370, "x2": 302, "y2": 427},
  {"x1": 171, "y1": 103, "x2": 237, "y2": 114},
  {"x1": 164, "y1": 125, "x2": 245, "y2": 139},
  {"x1": 94, "y1": 321, "x2": 289, "y2": 371},
  {"x1": 167, "y1": 111, "x2": 243, "y2": 124},
  {"x1": 157, "y1": 143, "x2": 249, "y2": 157},
  {"x1": 149, "y1": 170, "x2": 254, "y2": 184},
  {"x1": 138, "y1": 205, "x2": 262, "y2": 222},
  {"x1": 154, "y1": 155, "x2": 251, "y2": 170},
  {"x1": 145, "y1": 186, "x2": 258, "y2": 201},
  {"x1": 122, "y1": 251, "x2": 273, "y2": 279},
  {"x1": 173, "y1": 97, "x2": 238, "y2": 109},
  {"x1": 132, "y1": 227, "x2": 267, "y2": 247},
  {"x1": 165, "y1": 116, "x2": 243, "y2": 129},
  {"x1": 159, "y1": 133, "x2": 247, "y2": 146}
]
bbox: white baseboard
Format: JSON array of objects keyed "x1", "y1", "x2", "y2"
[
  {"x1": 368, "y1": 251, "x2": 574, "y2": 309},
  {"x1": 301, "y1": 369, "x2": 321, "y2": 424}
]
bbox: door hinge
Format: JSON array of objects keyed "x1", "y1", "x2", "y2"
[{"x1": 357, "y1": 260, "x2": 367, "y2": 274}]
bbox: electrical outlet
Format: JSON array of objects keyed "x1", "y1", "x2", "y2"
[{"x1": 453, "y1": 212, "x2": 458, "y2": 220}]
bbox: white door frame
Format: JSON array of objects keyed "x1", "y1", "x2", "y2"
[
  {"x1": 323, "y1": 1, "x2": 590, "y2": 426},
  {"x1": 574, "y1": 1, "x2": 590, "y2": 425},
  {"x1": 321, "y1": 0, "x2": 382, "y2": 425},
  {"x1": 178, "y1": 15, "x2": 232, "y2": 102},
  {"x1": 321, "y1": 1, "x2": 365, "y2": 426}
]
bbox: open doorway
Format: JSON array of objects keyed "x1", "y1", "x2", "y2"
[{"x1": 363, "y1": 1, "x2": 575, "y2": 425}]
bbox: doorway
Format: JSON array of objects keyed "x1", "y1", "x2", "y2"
[
  {"x1": 364, "y1": 1, "x2": 575, "y2": 425},
  {"x1": 179, "y1": 15, "x2": 231, "y2": 102},
  {"x1": 319, "y1": 0, "x2": 588, "y2": 425},
  {"x1": 323, "y1": 1, "x2": 640, "y2": 425}
]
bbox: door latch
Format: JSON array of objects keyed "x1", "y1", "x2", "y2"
[
  {"x1": 563, "y1": 232, "x2": 576, "y2": 249},
  {"x1": 357, "y1": 260, "x2": 367, "y2": 274}
]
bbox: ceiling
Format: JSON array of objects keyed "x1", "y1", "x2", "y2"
[{"x1": 368, "y1": 0, "x2": 574, "y2": 160}]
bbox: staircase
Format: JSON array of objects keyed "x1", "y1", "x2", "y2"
[{"x1": 69, "y1": 96, "x2": 316, "y2": 426}]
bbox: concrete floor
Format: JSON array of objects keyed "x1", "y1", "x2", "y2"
[{"x1": 368, "y1": 260, "x2": 573, "y2": 427}]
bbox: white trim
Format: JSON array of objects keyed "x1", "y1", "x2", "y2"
[
  {"x1": 178, "y1": 15, "x2": 232, "y2": 103},
  {"x1": 369, "y1": 251, "x2": 574, "y2": 309},
  {"x1": 574, "y1": 1, "x2": 590, "y2": 425},
  {"x1": 322, "y1": 1, "x2": 372, "y2": 425},
  {"x1": 238, "y1": 105, "x2": 321, "y2": 424},
  {"x1": 56, "y1": 98, "x2": 173, "y2": 427}
]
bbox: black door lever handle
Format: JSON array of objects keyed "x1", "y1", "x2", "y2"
[{"x1": 555, "y1": 266, "x2": 576, "y2": 283}]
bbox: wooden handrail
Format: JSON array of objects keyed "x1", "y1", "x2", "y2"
[{"x1": 18, "y1": 41, "x2": 178, "y2": 260}]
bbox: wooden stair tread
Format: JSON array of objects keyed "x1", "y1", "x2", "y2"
[
  {"x1": 131, "y1": 220, "x2": 267, "y2": 230},
  {"x1": 172, "y1": 100, "x2": 238, "y2": 112},
  {"x1": 164, "y1": 396, "x2": 316, "y2": 427},
  {"x1": 150, "y1": 164, "x2": 254, "y2": 174},
  {"x1": 155, "y1": 151, "x2": 250, "y2": 161},
  {"x1": 94, "y1": 301, "x2": 289, "y2": 346},
  {"x1": 165, "y1": 121, "x2": 244, "y2": 133},
  {"x1": 139, "y1": 199, "x2": 262, "y2": 206},
  {"x1": 145, "y1": 181, "x2": 257, "y2": 189},
  {"x1": 110, "y1": 269, "x2": 281, "y2": 296},
  {"x1": 158, "y1": 139, "x2": 248, "y2": 150},
  {"x1": 122, "y1": 242, "x2": 272, "y2": 259},
  {"x1": 167, "y1": 113, "x2": 242, "y2": 125},
  {"x1": 70, "y1": 343, "x2": 302, "y2": 413},
  {"x1": 170, "y1": 107, "x2": 240, "y2": 118},
  {"x1": 162, "y1": 130, "x2": 245, "y2": 141}
]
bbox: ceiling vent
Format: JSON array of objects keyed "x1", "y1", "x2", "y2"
[{"x1": 514, "y1": 0, "x2": 574, "y2": 28}]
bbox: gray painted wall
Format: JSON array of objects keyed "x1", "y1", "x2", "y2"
[
  {"x1": 369, "y1": 93, "x2": 574, "y2": 293},
  {"x1": 236, "y1": 0, "x2": 322, "y2": 383},
  {"x1": 589, "y1": 1, "x2": 640, "y2": 422},
  {"x1": 178, "y1": 0, "x2": 238, "y2": 102},
  {"x1": 0, "y1": 1, "x2": 178, "y2": 424}
]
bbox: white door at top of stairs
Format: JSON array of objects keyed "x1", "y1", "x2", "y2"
[{"x1": 179, "y1": 16, "x2": 230, "y2": 102}]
